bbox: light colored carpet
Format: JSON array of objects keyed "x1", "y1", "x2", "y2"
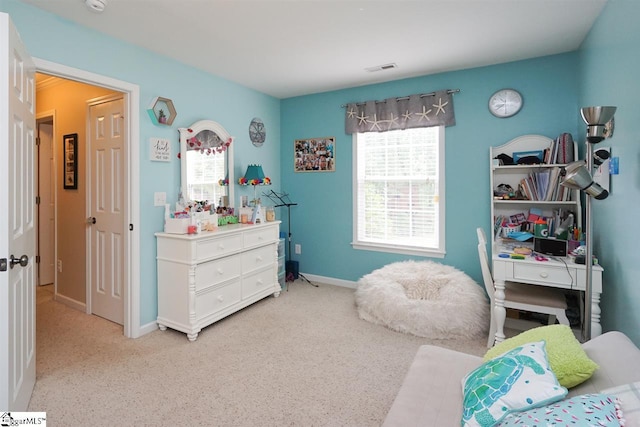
[{"x1": 30, "y1": 281, "x2": 491, "y2": 426}]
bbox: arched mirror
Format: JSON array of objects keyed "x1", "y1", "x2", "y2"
[{"x1": 179, "y1": 120, "x2": 234, "y2": 207}]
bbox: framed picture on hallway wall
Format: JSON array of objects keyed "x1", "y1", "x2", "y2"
[
  {"x1": 63, "y1": 133, "x2": 78, "y2": 190},
  {"x1": 294, "y1": 136, "x2": 335, "y2": 172}
]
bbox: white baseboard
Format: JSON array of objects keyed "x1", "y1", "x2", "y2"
[
  {"x1": 138, "y1": 321, "x2": 159, "y2": 337},
  {"x1": 299, "y1": 272, "x2": 358, "y2": 289},
  {"x1": 54, "y1": 293, "x2": 86, "y2": 312}
]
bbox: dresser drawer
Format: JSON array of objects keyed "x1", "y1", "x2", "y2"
[
  {"x1": 242, "y1": 245, "x2": 276, "y2": 274},
  {"x1": 241, "y1": 267, "x2": 276, "y2": 300},
  {"x1": 512, "y1": 263, "x2": 577, "y2": 288},
  {"x1": 196, "y1": 234, "x2": 243, "y2": 262},
  {"x1": 243, "y1": 226, "x2": 277, "y2": 249},
  {"x1": 196, "y1": 281, "x2": 241, "y2": 320},
  {"x1": 196, "y1": 255, "x2": 241, "y2": 290}
]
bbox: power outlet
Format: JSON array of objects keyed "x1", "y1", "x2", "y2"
[
  {"x1": 57, "y1": 259, "x2": 62, "y2": 273},
  {"x1": 295, "y1": 244, "x2": 301, "y2": 254}
]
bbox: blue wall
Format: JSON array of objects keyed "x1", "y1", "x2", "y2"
[
  {"x1": 579, "y1": 0, "x2": 640, "y2": 345},
  {"x1": 1, "y1": 0, "x2": 282, "y2": 326},
  {"x1": 280, "y1": 54, "x2": 580, "y2": 284}
]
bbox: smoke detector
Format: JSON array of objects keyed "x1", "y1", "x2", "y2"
[{"x1": 85, "y1": 0, "x2": 107, "y2": 13}]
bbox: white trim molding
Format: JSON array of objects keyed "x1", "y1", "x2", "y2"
[{"x1": 33, "y1": 57, "x2": 141, "y2": 339}]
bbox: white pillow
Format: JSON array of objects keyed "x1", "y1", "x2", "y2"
[{"x1": 461, "y1": 340, "x2": 567, "y2": 427}]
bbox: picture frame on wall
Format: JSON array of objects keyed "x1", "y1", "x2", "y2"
[
  {"x1": 294, "y1": 136, "x2": 335, "y2": 172},
  {"x1": 63, "y1": 133, "x2": 78, "y2": 189}
]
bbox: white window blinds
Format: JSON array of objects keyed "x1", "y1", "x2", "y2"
[{"x1": 354, "y1": 127, "x2": 444, "y2": 255}]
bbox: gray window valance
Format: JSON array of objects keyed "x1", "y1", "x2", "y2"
[{"x1": 344, "y1": 89, "x2": 456, "y2": 134}]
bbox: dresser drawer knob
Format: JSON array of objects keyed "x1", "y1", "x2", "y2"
[
  {"x1": 216, "y1": 268, "x2": 223, "y2": 275},
  {"x1": 217, "y1": 295, "x2": 224, "y2": 302},
  {"x1": 218, "y1": 243, "x2": 225, "y2": 250},
  {"x1": 539, "y1": 272, "x2": 549, "y2": 278},
  {"x1": 256, "y1": 279, "x2": 263, "y2": 286},
  {"x1": 256, "y1": 256, "x2": 263, "y2": 262}
]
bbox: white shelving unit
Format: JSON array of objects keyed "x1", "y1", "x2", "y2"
[{"x1": 490, "y1": 135, "x2": 581, "y2": 246}]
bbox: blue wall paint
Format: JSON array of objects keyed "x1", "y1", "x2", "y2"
[
  {"x1": 2, "y1": 1, "x2": 281, "y2": 325},
  {"x1": 579, "y1": 0, "x2": 640, "y2": 344},
  {"x1": 281, "y1": 54, "x2": 579, "y2": 284}
]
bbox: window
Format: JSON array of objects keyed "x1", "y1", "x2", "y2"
[{"x1": 352, "y1": 126, "x2": 445, "y2": 257}]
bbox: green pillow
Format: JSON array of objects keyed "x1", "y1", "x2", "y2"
[{"x1": 484, "y1": 324, "x2": 598, "y2": 388}]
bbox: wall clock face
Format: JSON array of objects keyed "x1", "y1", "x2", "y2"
[
  {"x1": 249, "y1": 118, "x2": 266, "y2": 147},
  {"x1": 488, "y1": 89, "x2": 523, "y2": 118}
]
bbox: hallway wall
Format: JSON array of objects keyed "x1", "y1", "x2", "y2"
[{"x1": 36, "y1": 76, "x2": 118, "y2": 304}]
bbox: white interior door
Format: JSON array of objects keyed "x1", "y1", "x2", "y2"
[
  {"x1": 37, "y1": 120, "x2": 55, "y2": 286},
  {"x1": 88, "y1": 97, "x2": 125, "y2": 325},
  {"x1": 0, "y1": 12, "x2": 37, "y2": 411}
]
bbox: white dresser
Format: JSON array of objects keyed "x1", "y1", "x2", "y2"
[{"x1": 155, "y1": 221, "x2": 281, "y2": 341}]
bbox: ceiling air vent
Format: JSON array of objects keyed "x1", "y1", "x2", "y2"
[{"x1": 365, "y1": 63, "x2": 398, "y2": 72}]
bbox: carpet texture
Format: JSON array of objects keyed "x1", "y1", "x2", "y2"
[
  {"x1": 30, "y1": 281, "x2": 489, "y2": 426},
  {"x1": 355, "y1": 260, "x2": 490, "y2": 339}
]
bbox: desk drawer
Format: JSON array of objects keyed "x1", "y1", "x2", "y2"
[
  {"x1": 241, "y1": 267, "x2": 275, "y2": 300},
  {"x1": 196, "y1": 234, "x2": 243, "y2": 262},
  {"x1": 512, "y1": 263, "x2": 577, "y2": 288},
  {"x1": 196, "y1": 280, "x2": 241, "y2": 320},
  {"x1": 242, "y1": 245, "x2": 276, "y2": 274},
  {"x1": 243, "y1": 226, "x2": 277, "y2": 249},
  {"x1": 196, "y1": 255, "x2": 241, "y2": 290}
]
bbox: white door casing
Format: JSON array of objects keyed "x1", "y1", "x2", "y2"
[
  {"x1": 32, "y1": 57, "x2": 141, "y2": 338},
  {"x1": 0, "y1": 12, "x2": 37, "y2": 411},
  {"x1": 37, "y1": 119, "x2": 55, "y2": 286},
  {"x1": 88, "y1": 97, "x2": 125, "y2": 325}
]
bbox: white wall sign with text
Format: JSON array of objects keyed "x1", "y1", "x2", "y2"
[{"x1": 150, "y1": 137, "x2": 171, "y2": 162}]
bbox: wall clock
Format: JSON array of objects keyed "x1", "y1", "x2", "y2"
[
  {"x1": 488, "y1": 89, "x2": 523, "y2": 118},
  {"x1": 249, "y1": 117, "x2": 266, "y2": 147}
]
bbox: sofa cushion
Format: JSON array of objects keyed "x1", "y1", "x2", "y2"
[
  {"x1": 497, "y1": 393, "x2": 624, "y2": 426},
  {"x1": 462, "y1": 341, "x2": 567, "y2": 427},
  {"x1": 484, "y1": 324, "x2": 598, "y2": 388}
]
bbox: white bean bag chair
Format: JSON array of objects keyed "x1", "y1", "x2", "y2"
[{"x1": 355, "y1": 260, "x2": 490, "y2": 339}]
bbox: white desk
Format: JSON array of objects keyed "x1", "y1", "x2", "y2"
[{"x1": 492, "y1": 252, "x2": 603, "y2": 344}]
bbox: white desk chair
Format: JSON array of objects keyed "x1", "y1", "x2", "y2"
[{"x1": 477, "y1": 227, "x2": 570, "y2": 347}]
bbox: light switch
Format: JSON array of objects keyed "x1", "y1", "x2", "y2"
[{"x1": 154, "y1": 192, "x2": 167, "y2": 206}]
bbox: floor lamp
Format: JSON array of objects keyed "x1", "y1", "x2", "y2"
[{"x1": 560, "y1": 106, "x2": 616, "y2": 342}]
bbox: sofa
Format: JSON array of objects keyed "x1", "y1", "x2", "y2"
[{"x1": 383, "y1": 330, "x2": 640, "y2": 426}]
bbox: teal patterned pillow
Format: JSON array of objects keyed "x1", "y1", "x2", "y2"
[
  {"x1": 498, "y1": 393, "x2": 624, "y2": 426},
  {"x1": 461, "y1": 341, "x2": 567, "y2": 427}
]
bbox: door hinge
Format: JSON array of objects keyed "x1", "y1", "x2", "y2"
[
  {"x1": 129, "y1": 224, "x2": 133, "y2": 231},
  {"x1": 35, "y1": 196, "x2": 40, "y2": 205},
  {"x1": 36, "y1": 136, "x2": 40, "y2": 146},
  {"x1": 36, "y1": 255, "x2": 40, "y2": 264},
  {"x1": 0, "y1": 258, "x2": 7, "y2": 271}
]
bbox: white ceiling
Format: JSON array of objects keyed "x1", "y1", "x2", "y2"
[{"x1": 22, "y1": 0, "x2": 607, "y2": 99}]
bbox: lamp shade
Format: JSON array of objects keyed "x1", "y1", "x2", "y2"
[
  {"x1": 238, "y1": 164, "x2": 271, "y2": 185},
  {"x1": 561, "y1": 161, "x2": 608, "y2": 200},
  {"x1": 581, "y1": 106, "x2": 617, "y2": 126},
  {"x1": 581, "y1": 106, "x2": 616, "y2": 143}
]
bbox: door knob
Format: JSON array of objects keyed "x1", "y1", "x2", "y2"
[
  {"x1": 9, "y1": 254, "x2": 29, "y2": 269},
  {"x1": 87, "y1": 217, "x2": 96, "y2": 224}
]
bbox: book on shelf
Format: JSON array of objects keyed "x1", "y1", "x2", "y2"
[{"x1": 517, "y1": 167, "x2": 565, "y2": 201}]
